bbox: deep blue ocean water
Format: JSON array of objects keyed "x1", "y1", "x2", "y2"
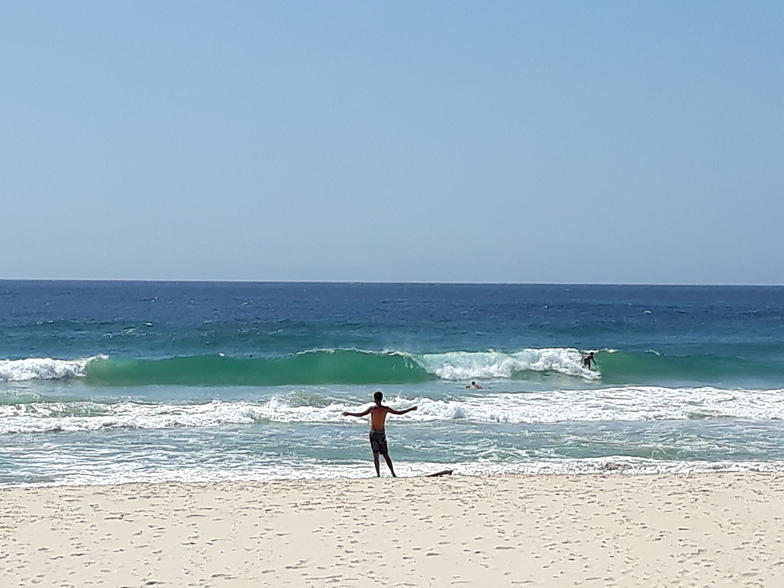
[{"x1": 1, "y1": 281, "x2": 783, "y2": 486}]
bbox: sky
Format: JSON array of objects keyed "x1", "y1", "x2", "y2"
[{"x1": 2, "y1": 1, "x2": 782, "y2": 284}]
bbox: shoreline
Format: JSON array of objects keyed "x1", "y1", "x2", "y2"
[
  {"x1": 5, "y1": 457, "x2": 784, "y2": 489},
  {"x1": 3, "y1": 472, "x2": 784, "y2": 586}
]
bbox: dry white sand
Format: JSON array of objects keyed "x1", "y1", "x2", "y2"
[{"x1": 2, "y1": 473, "x2": 784, "y2": 587}]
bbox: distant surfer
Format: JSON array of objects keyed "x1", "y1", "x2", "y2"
[
  {"x1": 466, "y1": 381, "x2": 483, "y2": 389},
  {"x1": 582, "y1": 351, "x2": 596, "y2": 369},
  {"x1": 342, "y1": 391, "x2": 418, "y2": 477}
]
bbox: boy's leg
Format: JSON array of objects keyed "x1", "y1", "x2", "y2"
[
  {"x1": 382, "y1": 453, "x2": 396, "y2": 477},
  {"x1": 373, "y1": 452, "x2": 381, "y2": 477}
]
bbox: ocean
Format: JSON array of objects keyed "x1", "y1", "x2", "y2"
[{"x1": 1, "y1": 281, "x2": 783, "y2": 487}]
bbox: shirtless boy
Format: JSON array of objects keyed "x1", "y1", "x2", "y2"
[{"x1": 342, "y1": 391, "x2": 418, "y2": 477}]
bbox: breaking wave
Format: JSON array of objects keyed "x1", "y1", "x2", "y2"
[
  {"x1": 0, "y1": 348, "x2": 597, "y2": 386},
  {"x1": 2, "y1": 347, "x2": 778, "y2": 387}
]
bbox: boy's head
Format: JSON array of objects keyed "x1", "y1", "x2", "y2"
[{"x1": 373, "y1": 391, "x2": 383, "y2": 404}]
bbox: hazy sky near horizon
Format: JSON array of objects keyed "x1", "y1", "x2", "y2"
[{"x1": 2, "y1": 2, "x2": 782, "y2": 284}]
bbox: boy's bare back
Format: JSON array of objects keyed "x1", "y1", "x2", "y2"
[{"x1": 368, "y1": 405, "x2": 392, "y2": 430}]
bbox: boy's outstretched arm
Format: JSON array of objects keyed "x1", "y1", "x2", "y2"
[
  {"x1": 388, "y1": 406, "x2": 418, "y2": 415},
  {"x1": 342, "y1": 407, "x2": 372, "y2": 417}
]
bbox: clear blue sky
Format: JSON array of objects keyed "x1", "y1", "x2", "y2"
[{"x1": 2, "y1": 2, "x2": 782, "y2": 284}]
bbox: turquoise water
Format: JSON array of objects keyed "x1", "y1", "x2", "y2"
[{"x1": 1, "y1": 281, "x2": 783, "y2": 486}]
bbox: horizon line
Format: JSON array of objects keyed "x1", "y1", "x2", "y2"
[{"x1": 1, "y1": 278, "x2": 782, "y2": 288}]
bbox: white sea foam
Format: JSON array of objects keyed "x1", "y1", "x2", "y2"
[
  {"x1": 440, "y1": 458, "x2": 784, "y2": 477},
  {"x1": 0, "y1": 356, "x2": 100, "y2": 382},
  {"x1": 0, "y1": 400, "x2": 259, "y2": 434},
  {"x1": 9, "y1": 458, "x2": 784, "y2": 488},
  {"x1": 406, "y1": 387, "x2": 784, "y2": 423},
  {"x1": 2, "y1": 386, "x2": 783, "y2": 434},
  {"x1": 415, "y1": 348, "x2": 600, "y2": 381}
]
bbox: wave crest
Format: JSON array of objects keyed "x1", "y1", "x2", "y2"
[
  {"x1": 0, "y1": 357, "x2": 98, "y2": 382},
  {"x1": 417, "y1": 348, "x2": 598, "y2": 381}
]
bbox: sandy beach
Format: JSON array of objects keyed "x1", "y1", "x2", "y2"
[{"x1": 2, "y1": 473, "x2": 784, "y2": 587}]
